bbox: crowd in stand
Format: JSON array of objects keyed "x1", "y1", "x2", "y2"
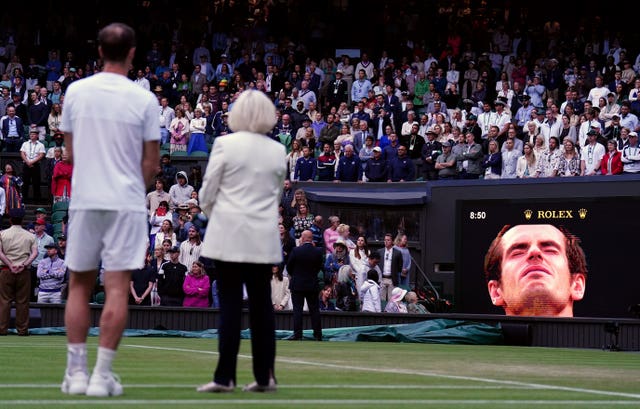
[{"x1": 2, "y1": 4, "x2": 640, "y2": 313}]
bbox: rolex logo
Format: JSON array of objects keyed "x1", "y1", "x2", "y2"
[
  {"x1": 578, "y1": 208, "x2": 587, "y2": 219},
  {"x1": 524, "y1": 209, "x2": 533, "y2": 220}
]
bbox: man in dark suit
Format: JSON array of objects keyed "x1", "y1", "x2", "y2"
[
  {"x1": 286, "y1": 230, "x2": 324, "y2": 340},
  {"x1": 376, "y1": 233, "x2": 403, "y2": 302}
]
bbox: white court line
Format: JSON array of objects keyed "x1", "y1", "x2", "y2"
[
  {"x1": 2, "y1": 399, "x2": 640, "y2": 406},
  {"x1": 0, "y1": 384, "x2": 541, "y2": 390},
  {"x1": 125, "y1": 344, "x2": 640, "y2": 400}
]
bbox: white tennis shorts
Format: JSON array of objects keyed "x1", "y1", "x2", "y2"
[{"x1": 65, "y1": 209, "x2": 148, "y2": 272}]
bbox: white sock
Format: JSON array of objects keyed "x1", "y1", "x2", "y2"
[
  {"x1": 93, "y1": 347, "x2": 117, "y2": 376},
  {"x1": 67, "y1": 343, "x2": 88, "y2": 375}
]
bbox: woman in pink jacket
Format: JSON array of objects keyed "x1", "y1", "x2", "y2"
[{"x1": 182, "y1": 261, "x2": 211, "y2": 307}]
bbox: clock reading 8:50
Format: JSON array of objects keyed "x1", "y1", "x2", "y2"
[{"x1": 469, "y1": 211, "x2": 486, "y2": 220}]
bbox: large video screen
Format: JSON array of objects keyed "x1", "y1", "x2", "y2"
[{"x1": 455, "y1": 197, "x2": 640, "y2": 318}]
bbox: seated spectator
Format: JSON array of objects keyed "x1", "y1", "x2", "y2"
[
  {"x1": 319, "y1": 285, "x2": 337, "y2": 311},
  {"x1": 271, "y1": 264, "x2": 291, "y2": 311},
  {"x1": 182, "y1": 261, "x2": 211, "y2": 308},
  {"x1": 405, "y1": 291, "x2": 429, "y2": 314},
  {"x1": 384, "y1": 287, "x2": 408, "y2": 313},
  {"x1": 149, "y1": 200, "x2": 173, "y2": 251}
]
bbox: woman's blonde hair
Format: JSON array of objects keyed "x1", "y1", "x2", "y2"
[{"x1": 228, "y1": 90, "x2": 277, "y2": 134}]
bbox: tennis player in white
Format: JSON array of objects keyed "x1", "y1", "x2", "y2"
[{"x1": 59, "y1": 22, "x2": 160, "y2": 397}]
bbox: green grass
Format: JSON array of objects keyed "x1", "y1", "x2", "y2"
[{"x1": 1, "y1": 336, "x2": 640, "y2": 408}]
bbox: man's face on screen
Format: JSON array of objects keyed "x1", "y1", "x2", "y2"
[{"x1": 488, "y1": 224, "x2": 585, "y2": 317}]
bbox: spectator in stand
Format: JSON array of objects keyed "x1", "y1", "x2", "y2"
[
  {"x1": 335, "y1": 265, "x2": 358, "y2": 312},
  {"x1": 182, "y1": 261, "x2": 211, "y2": 308},
  {"x1": 294, "y1": 146, "x2": 316, "y2": 182},
  {"x1": 270, "y1": 264, "x2": 291, "y2": 311},
  {"x1": 393, "y1": 233, "x2": 411, "y2": 289},
  {"x1": 148, "y1": 200, "x2": 172, "y2": 251},
  {"x1": 51, "y1": 152, "x2": 73, "y2": 202},
  {"x1": 387, "y1": 145, "x2": 416, "y2": 182},
  {"x1": 20, "y1": 127, "x2": 46, "y2": 202},
  {"x1": 319, "y1": 284, "x2": 337, "y2": 311},
  {"x1": 153, "y1": 219, "x2": 176, "y2": 250},
  {"x1": 516, "y1": 142, "x2": 538, "y2": 178},
  {"x1": 600, "y1": 139, "x2": 623, "y2": 175},
  {"x1": 36, "y1": 243, "x2": 66, "y2": 304},
  {"x1": 360, "y1": 268, "x2": 381, "y2": 312},
  {"x1": 334, "y1": 144, "x2": 363, "y2": 182},
  {"x1": 291, "y1": 203, "x2": 314, "y2": 242},
  {"x1": 434, "y1": 140, "x2": 458, "y2": 179},
  {"x1": 169, "y1": 107, "x2": 190, "y2": 153},
  {"x1": 0, "y1": 163, "x2": 23, "y2": 215},
  {"x1": 316, "y1": 143, "x2": 337, "y2": 181},
  {"x1": 179, "y1": 226, "x2": 202, "y2": 270},
  {"x1": 1, "y1": 106, "x2": 25, "y2": 153},
  {"x1": 309, "y1": 215, "x2": 325, "y2": 250},
  {"x1": 156, "y1": 246, "x2": 187, "y2": 306},
  {"x1": 384, "y1": 287, "x2": 408, "y2": 313},
  {"x1": 621, "y1": 132, "x2": 640, "y2": 174},
  {"x1": 365, "y1": 146, "x2": 388, "y2": 182},
  {"x1": 146, "y1": 178, "x2": 171, "y2": 218},
  {"x1": 129, "y1": 254, "x2": 155, "y2": 306},
  {"x1": 554, "y1": 138, "x2": 582, "y2": 177},
  {"x1": 169, "y1": 171, "x2": 194, "y2": 210}
]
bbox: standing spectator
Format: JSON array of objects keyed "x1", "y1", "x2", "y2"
[
  {"x1": 600, "y1": 139, "x2": 623, "y2": 175},
  {"x1": 0, "y1": 208, "x2": 38, "y2": 336},
  {"x1": 178, "y1": 226, "x2": 202, "y2": 269},
  {"x1": 30, "y1": 217, "x2": 55, "y2": 298},
  {"x1": 0, "y1": 163, "x2": 23, "y2": 214},
  {"x1": 377, "y1": 233, "x2": 403, "y2": 303},
  {"x1": 291, "y1": 203, "x2": 314, "y2": 242},
  {"x1": 360, "y1": 269, "x2": 381, "y2": 312},
  {"x1": 182, "y1": 261, "x2": 211, "y2": 308},
  {"x1": 434, "y1": 140, "x2": 458, "y2": 179},
  {"x1": 169, "y1": 171, "x2": 194, "y2": 210},
  {"x1": 334, "y1": 145, "x2": 363, "y2": 182},
  {"x1": 36, "y1": 243, "x2": 66, "y2": 304},
  {"x1": 148, "y1": 201, "x2": 172, "y2": 251},
  {"x1": 270, "y1": 264, "x2": 291, "y2": 311},
  {"x1": 51, "y1": 152, "x2": 73, "y2": 202},
  {"x1": 129, "y1": 255, "x2": 155, "y2": 306},
  {"x1": 45, "y1": 51, "x2": 62, "y2": 91},
  {"x1": 322, "y1": 215, "x2": 341, "y2": 254},
  {"x1": 146, "y1": 178, "x2": 171, "y2": 218},
  {"x1": 621, "y1": 132, "x2": 640, "y2": 174},
  {"x1": 59, "y1": 23, "x2": 160, "y2": 397},
  {"x1": 387, "y1": 145, "x2": 416, "y2": 182},
  {"x1": 20, "y1": 127, "x2": 46, "y2": 202},
  {"x1": 286, "y1": 230, "x2": 324, "y2": 341},
  {"x1": 365, "y1": 146, "x2": 389, "y2": 182},
  {"x1": 196, "y1": 90, "x2": 285, "y2": 393},
  {"x1": 1, "y1": 106, "x2": 25, "y2": 152},
  {"x1": 157, "y1": 246, "x2": 187, "y2": 306},
  {"x1": 309, "y1": 215, "x2": 325, "y2": 250},
  {"x1": 393, "y1": 233, "x2": 411, "y2": 289},
  {"x1": 294, "y1": 146, "x2": 316, "y2": 182}
]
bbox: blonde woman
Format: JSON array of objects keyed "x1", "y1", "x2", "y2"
[
  {"x1": 336, "y1": 223, "x2": 356, "y2": 251},
  {"x1": 516, "y1": 142, "x2": 538, "y2": 178},
  {"x1": 286, "y1": 139, "x2": 303, "y2": 181}
]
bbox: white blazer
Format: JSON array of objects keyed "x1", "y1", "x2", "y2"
[{"x1": 199, "y1": 131, "x2": 287, "y2": 263}]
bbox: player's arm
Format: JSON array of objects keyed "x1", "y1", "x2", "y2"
[
  {"x1": 64, "y1": 133, "x2": 74, "y2": 165},
  {"x1": 142, "y1": 140, "x2": 160, "y2": 187}
]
